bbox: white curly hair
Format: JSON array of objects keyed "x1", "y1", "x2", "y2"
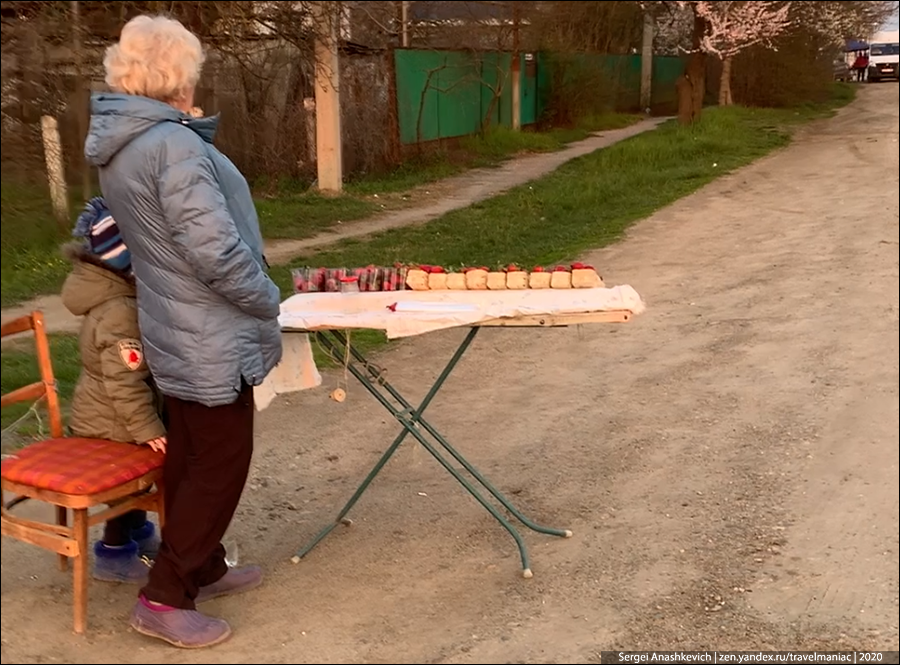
[{"x1": 103, "y1": 15, "x2": 206, "y2": 103}]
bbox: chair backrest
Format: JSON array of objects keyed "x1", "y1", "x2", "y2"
[{"x1": 1, "y1": 311, "x2": 65, "y2": 439}]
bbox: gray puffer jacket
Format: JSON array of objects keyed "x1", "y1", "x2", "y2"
[{"x1": 85, "y1": 93, "x2": 283, "y2": 407}]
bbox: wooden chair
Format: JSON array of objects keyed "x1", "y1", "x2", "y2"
[{"x1": 1, "y1": 311, "x2": 165, "y2": 634}]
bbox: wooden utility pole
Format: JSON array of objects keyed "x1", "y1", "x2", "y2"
[
  {"x1": 640, "y1": 10, "x2": 654, "y2": 112},
  {"x1": 71, "y1": 0, "x2": 92, "y2": 200},
  {"x1": 41, "y1": 116, "x2": 70, "y2": 228},
  {"x1": 313, "y1": 1, "x2": 343, "y2": 193},
  {"x1": 401, "y1": 0, "x2": 410, "y2": 47},
  {"x1": 511, "y1": 1, "x2": 521, "y2": 130}
]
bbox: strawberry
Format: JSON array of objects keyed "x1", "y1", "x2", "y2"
[
  {"x1": 532, "y1": 266, "x2": 545, "y2": 272},
  {"x1": 383, "y1": 268, "x2": 395, "y2": 291},
  {"x1": 430, "y1": 266, "x2": 446, "y2": 274},
  {"x1": 291, "y1": 269, "x2": 309, "y2": 293},
  {"x1": 507, "y1": 264, "x2": 520, "y2": 272},
  {"x1": 553, "y1": 265, "x2": 568, "y2": 272},
  {"x1": 571, "y1": 262, "x2": 585, "y2": 270},
  {"x1": 307, "y1": 268, "x2": 325, "y2": 292}
]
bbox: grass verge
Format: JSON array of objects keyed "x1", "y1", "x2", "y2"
[
  {"x1": 1, "y1": 334, "x2": 80, "y2": 445},
  {"x1": 1, "y1": 113, "x2": 640, "y2": 308}
]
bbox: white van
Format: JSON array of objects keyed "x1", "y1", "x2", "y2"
[{"x1": 867, "y1": 42, "x2": 899, "y2": 82}]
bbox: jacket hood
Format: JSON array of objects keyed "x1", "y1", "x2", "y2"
[
  {"x1": 60, "y1": 242, "x2": 136, "y2": 317},
  {"x1": 85, "y1": 93, "x2": 220, "y2": 167}
]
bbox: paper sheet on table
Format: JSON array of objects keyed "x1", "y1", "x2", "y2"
[
  {"x1": 253, "y1": 332, "x2": 322, "y2": 411},
  {"x1": 278, "y1": 284, "x2": 646, "y2": 339}
]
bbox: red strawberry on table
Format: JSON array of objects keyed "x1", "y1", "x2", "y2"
[
  {"x1": 553, "y1": 265, "x2": 568, "y2": 272},
  {"x1": 532, "y1": 266, "x2": 545, "y2": 272},
  {"x1": 571, "y1": 262, "x2": 585, "y2": 270}
]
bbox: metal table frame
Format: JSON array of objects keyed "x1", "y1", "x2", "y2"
[{"x1": 290, "y1": 310, "x2": 632, "y2": 578}]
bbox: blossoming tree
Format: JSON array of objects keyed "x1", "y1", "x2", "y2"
[{"x1": 693, "y1": 1, "x2": 793, "y2": 106}]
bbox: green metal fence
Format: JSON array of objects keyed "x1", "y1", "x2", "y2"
[{"x1": 394, "y1": 49, "x2": 685, "y2": 145}]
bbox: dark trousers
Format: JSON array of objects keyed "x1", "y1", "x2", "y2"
[
  {"x1": 103, "y1": 509, "x2": 148, "y2": 546},
  {"x1": 140, "y1": 382, "x2": 255, "y2": 610}
]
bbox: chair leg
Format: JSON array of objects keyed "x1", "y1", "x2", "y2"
[
  {"x1": 56, "y1": 506, "x2": 69, "y2": 571},
  {"x1": 72, "y1": 508, "x2": 89, "y2": 635}
]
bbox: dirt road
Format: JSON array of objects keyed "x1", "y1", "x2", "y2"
[{"x1": 1, "y1": 85, "x2": 897, "y2": 663}]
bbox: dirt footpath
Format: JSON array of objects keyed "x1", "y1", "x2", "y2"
[{"x1": 2, "y1": 86, "x2": 897, "y2": 664}]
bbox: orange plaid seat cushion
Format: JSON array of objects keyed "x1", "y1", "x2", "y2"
[{"x1": 1, "y1": 437, "x2": 163, "y2": 496}]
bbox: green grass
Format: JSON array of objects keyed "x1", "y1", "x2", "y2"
[
  {"x1": 1, "y1": 334, "x2": 80, "y2": 445},
  {"x1": 1, "y1": 114, "x2": 641, "y2": 308},
  {"x1": 255, "y1": 193, "x2": 378, "y2": 240},
  {"x1": 1, "y1": 181, "x2": 81, "y2": 308}
]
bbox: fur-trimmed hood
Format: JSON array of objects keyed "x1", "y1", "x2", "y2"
[{"x1": 60, "y1": 241, "x2": 136, "y2": 317}]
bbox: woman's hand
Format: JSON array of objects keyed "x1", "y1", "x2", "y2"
[{"x1": 144, "y1": 436, "x2": 167, "y2": 454}]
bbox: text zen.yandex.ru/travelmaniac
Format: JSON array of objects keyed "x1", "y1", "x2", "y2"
[{"x1": 602, "y1": 652, "x2": 895, "y2": 664}]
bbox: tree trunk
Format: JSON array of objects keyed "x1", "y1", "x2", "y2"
[
  {"x1": 677, "y1": 9, "x2": 708, "y2": 125},
  {"x1": 718, "y1": 56, "x2": 734, "y2": 106}
]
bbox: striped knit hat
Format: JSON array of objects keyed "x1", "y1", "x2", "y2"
[{"x1": 72, "y1": 197, "x2": 132, "y2": 274}]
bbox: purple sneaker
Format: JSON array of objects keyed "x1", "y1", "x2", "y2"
[
  {"x1": 196, "y1": 565, "x2": 264, "y2": 604},
  {"x1": 130, "y1": 597, "x2": 232, "y2": 649}
]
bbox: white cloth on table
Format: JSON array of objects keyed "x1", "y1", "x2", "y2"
[
  {"x1": 253, "y1": 332, "x2": 322, "y2": 411},
  {"x1": 278, "y1": 285, "x2": 645, "y2": 339},
  {"x1": 256, "y1": 284, "x2": 645, "y2": 410}
]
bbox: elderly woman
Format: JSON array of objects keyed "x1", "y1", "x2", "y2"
[{"x1": 85, "y1": 15, "x2": 283, "y2": 648}]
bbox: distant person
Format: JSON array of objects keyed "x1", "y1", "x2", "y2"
[
  {"x1": 84, "y1": 13, "x2": 283, "y2": 649},
  {"x1": 852, "y1": 51, "x2": 869, "y2": 81},
  {"x1": 61, "y1": 197, "x2": 166, "y2": 584}
]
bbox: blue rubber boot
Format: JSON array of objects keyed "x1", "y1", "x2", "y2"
[
  {"x1": 92, "y1": 540, "x2": 151, "y2": 584},
  {"x1": 132, "y1": 520, "x2": 161, "y2": 560}
]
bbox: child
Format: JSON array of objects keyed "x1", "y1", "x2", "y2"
[{"x1": 61, "y1": 197, "x2": 167, "y2": 584}]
